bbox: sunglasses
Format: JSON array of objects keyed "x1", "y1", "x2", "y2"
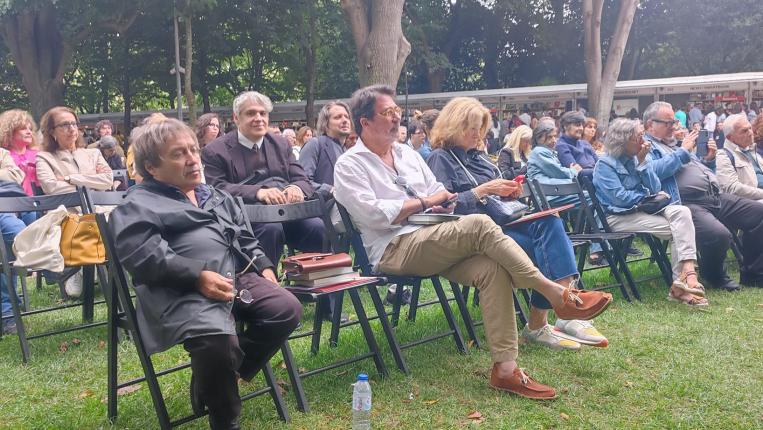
[{"x1": 393, "y1": 176, "x2": 418, "y2": 198}]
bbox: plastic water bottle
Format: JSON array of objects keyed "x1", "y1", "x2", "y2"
[{"x1": 352, "y1": 373, "x2": 372, "y2": 430}]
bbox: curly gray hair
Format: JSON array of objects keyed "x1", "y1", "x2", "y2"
[{"x1": 604, "y1": 118, "x2": 641, "y2": 158}]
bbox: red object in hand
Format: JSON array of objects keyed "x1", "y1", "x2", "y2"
[{"x1": 514, "y1": 175, "x2": 526, "y2": 184}]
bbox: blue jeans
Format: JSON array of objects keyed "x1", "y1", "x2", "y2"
[
  {"x1": 0, "y1": 214, "x2": 26, "y2": 319},
  {"x1": 504, "y1": 215, "x2": 578, "y2": 310}
]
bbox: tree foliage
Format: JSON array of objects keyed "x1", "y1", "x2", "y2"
[{"x1": 0, "y1": 0, "x2": 759, "y2": 117}]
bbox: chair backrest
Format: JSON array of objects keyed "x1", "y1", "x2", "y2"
[
  {"x1": 530, "y1": 178, "x2": 596, "y2": 234},
  {"x1": 578, "y1": 176, "x2": 616, "y2": 233},
  {"x1": 95, "y1": 213, "x2": 140, "y2": 331},
  {"x1": 0, "y1": 189, "x2": 87, "y2": 214},
  {"x1": 83, "y1": 189, "x2": 128, "y2": 210},
  {"x1": 334, "y1": 202, "x2": 374, "y2": 275}
]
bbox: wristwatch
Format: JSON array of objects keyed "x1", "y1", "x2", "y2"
[{"x1": 64, "y1": 175, "x2": 71, "y2": 183}]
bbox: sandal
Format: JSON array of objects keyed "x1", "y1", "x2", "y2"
[
  {"x1": 672, "y1": 271, "x2": 705, "y2": 297},
  {"x1": 667, "y1": 288, "x2": 709, "y2": 307}
]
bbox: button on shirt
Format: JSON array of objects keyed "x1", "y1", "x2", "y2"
[{"x1": 333, "y1": 139, "x2": 445, "y2": 270}]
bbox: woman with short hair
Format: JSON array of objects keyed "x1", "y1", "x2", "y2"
[
  {"x1": 593, "y1": 118, "x2": 707, "y2": 306},
  {"x1": 427, "y1": 97, "x2": 607, "y2": 350},
  {"x1": 0, "y1": 109, "x2": 40, "y2": 195}
]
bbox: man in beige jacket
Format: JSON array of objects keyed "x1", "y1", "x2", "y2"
[{"x1": 715, "y1": 113, "x2": 763, "y2": 202}]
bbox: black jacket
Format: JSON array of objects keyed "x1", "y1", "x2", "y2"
[{"x1": 109, "y1": 179, "x2": 273, "y2": 353}]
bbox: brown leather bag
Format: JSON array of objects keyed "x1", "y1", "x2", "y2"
[
  {"x1": 59, "y1": 213, "x2": 106, "y2": 266},
  {"x1": 282, "y1": 252, "x2": 352, "y2": 274}
]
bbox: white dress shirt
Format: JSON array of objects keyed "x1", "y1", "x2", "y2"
[
  {"x1": 237, "y1": 131, "x2": 264, "y2": 150},
  {"x1": 334, "y1": 139, "x2": 445, "y2": 270}
]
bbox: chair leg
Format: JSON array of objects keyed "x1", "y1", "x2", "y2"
[
  {"x1": 310, "y1": 304, "x2": 323, "y2": 355},
  {"x1": 366, "y1": 283, "x2": 408, "y2": 374},
  {"x1": 406, "y1": 280, "x2": 421, "y2": 322},
  {"x1": 348, "y1": 288, "x2": 388, "y2": 377},
  {"x1": 449, "y1": 281, "x2": 481, "y2": 349},
  {"x1": 431, "y1": 277, "x2": 467, "y2": 354},
  {"x1": 107, "y1": 283, "x2": 120, "y2": 422},
  {"x1": 280, "y1": 342, "x2": 309, "y2": 413},
  {"x1": 600, "y1": 241, "x2": 634, "y2": 302},
  {"x1": 81, "y1": 265, "x2": 95, "y2": 323},
  {"x1": 262, "y1": 362, "x2": 290, "y2": 422},
  {"x1": 329, "y1": 292, "x2": 344, "y2": 348},
  {"x1": 513, "y1": 290, "x2": 528, "y2": 327},
  {"x1": 17, "y1": 269, "x2": 29, "y2": 312}
]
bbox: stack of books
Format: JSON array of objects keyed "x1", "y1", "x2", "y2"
[{"x1": 283, "y1": 252, "x2": 360, "y2": 289}]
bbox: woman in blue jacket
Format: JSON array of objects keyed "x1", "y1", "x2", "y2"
[{"x1": 593, "y1": 118, "x2": 707, "y2": 307}]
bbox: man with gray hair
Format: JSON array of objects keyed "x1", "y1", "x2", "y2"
[
  {"x1": 715, "y1": 113, "x2": 763, "y2": 201},
  {"x1": 642, "y1": 101, "x2": 763, "y2": 290},
  {"x1": 202, "y1": 90, "x2": 326, "y2": 270}
]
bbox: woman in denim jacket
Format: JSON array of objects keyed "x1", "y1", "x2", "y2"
[
  {"x1": 593, "y1": 118, "x2": 708, "y2": 307},
  {"x1": 427, "y1": 98, "x2": 608, "y2": 350}
]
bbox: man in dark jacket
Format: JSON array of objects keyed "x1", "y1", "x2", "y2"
[
  {"x1": 298, "y1": 101, "x2": 352, "y2": 197},
  {"x1": 111, "y1": 118, "x2": 301, "y2": 430},
  {"x1": 202, "y1": 91, "x2": 326, "y2": 266}
]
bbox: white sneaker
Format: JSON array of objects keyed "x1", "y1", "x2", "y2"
[
  {"x1": 64, "y1": 271, "x2": 83, "y2": 298},
  {"x1": 521, "y1": 324, "x2": 581, "y2": 350},
  {"x1": 554, "y1": 319, "x2": 608, "y2": 347}
]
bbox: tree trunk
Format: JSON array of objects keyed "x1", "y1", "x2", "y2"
[
  {"x1": 183, "y1": 15, "x2": 196, "y2": 125},
  {"x1": 0, "y1": 4, "x2": 70, "y2": 119},
  {"x1": 302, "y1": 0, "x2": 318, "y2": 127},
  {"x1": 596, "y1": 0, "x2": 638, "y2": 125},
  {"x1": 341, "y1": 0, "x2": 411, "y2": 88},
  {"x1": 583, "y1": 0, "x2": 603, "y2": 118},
  {"x1": 198, "y1": 43, "x2": 211, "y2": 113},
  {"x1": 122, "y1": 36, "x2": 132, "y2": 136}
]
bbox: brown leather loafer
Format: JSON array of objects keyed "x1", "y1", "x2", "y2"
[
  {"x1": 489, "y1": 365, "x2": 557, "y2": 400},
  {"x1": 552, "y1": 288, "x2": 612, "y2": 320}
]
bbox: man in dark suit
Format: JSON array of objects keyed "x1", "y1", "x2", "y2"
[{"x1": 202, "y1": 91, "x2": 326, "y2": 267}]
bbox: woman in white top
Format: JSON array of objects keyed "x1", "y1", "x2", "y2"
[{"x1": 36, "y1": 106, "x2": 113, "y2": 195}]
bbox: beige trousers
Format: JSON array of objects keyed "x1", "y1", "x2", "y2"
[
  {"x1": 606, "y1": 204, "x2": 696, "y2": 281},
  {"x1": 378, "y1": 214, "x2": 547, "y2": 362}
]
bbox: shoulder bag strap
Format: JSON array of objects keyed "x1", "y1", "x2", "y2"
[{"x1": 448, "y1": 149, "x2": 479, "y2": 187}]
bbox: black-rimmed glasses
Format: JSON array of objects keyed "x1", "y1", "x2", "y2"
[{"x1": 652, "y1": 119, "x2": 677, "y2": 127}]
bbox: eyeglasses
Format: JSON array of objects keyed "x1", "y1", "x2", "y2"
[
  {"x1": 652, "y1": 119, "x2": 677, "y2": 127},
  {"x1": 393, "y1": 176, "x2": 418, "y2": 198},
  {"x1": 378, "y1": 106, "x2": 403, "y2": 118},
  {"x1": 54, "y1": 121, "x2": 79, "y2": 130}
]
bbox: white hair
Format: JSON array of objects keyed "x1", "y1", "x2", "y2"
[
  {"x1": 724, "y1": 113, "x2": 747, "y2": 136},
  {"x1": 642, "y1": 101, "x2": 673, "y2": 124},
  {"x1": 604, "y1": 118, "x2": 641, "y2": 158},
  {"x1": 232, "y1": 91, "x2": 273, "y2": 117}
]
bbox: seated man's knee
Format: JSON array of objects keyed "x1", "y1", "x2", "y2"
[
  {"x1": 460, "y1": 213, "x2": 498, "y2": 233},
  {"x1": 268, "y1": 286, "x2": 303, "y2": 335}
]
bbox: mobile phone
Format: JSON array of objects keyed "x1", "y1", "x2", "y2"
[
  {"x1": 696, "y1": 129, "x2": 710, "y2": 158},
  {"x1": 441, "y1": 196, "x2": 458, "y2": 208}
]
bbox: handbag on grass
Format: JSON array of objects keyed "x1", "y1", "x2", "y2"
[
  {"x1": 59, "y1": 213, "x2": 106, "y2": 266},
  {"x1": 448, "y1": 149, "x2": 528, "y2": 225},
  {"x1": 282, "y1": 252, "x2": 352, "y2": 274}
]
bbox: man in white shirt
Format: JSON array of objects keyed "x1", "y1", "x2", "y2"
[
  {"x1": 704, "y1": 106, "x2": 719, "y2": 132},
  {"x1": 334, "y1": 85, "x2": 612, "y2": 400}
]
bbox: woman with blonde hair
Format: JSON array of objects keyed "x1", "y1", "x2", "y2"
[
  {"x1": 497, "y1": 125, "x2": 532, "y2": 179},
  {"x1": 427, "y1": 97, "x2": 607, "y2": 351},
  {"x1": 0, "y1": 109, "x2": 41, "y2": 195}
]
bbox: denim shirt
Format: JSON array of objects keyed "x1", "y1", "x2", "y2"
[
  {"x1": 593, "y1": 154, "x2": 661, "y2": 214},
  {"x1": 643, "y1": 133, "x2": 691, "y2": 204},
  {"x1": 556, "y1": 134, "x2": 598, "y2": 169},
  {"x1": 426, "y1": 147, "x2": 499, "y2": 215},
  {"x1": 527, "y1": 146, "x2": 577, "y2": 185}
]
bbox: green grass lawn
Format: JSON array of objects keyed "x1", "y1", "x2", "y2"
[{"x1": 1, "y1": 254, "x2": 762, "y2": 429}]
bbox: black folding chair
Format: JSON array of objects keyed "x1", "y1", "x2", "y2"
[
  {"x1": 96, "y1": 213, "x2": 288, "y2": 429},
  {"x1": 579, "y1": 176, "x2": 675, "y2": 296},
  {"x1": 335, "y1": 203, "x2": 469, "y2": 375},
  {"x1": 0, "y1": 189, "x2": 107, "y2": 363},
  {"x1": 531, "y1": 178, "x2": 638, "y2": 301}
]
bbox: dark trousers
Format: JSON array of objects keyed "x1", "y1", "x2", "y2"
[
  {"x1": 685, "y1": 193, "x2": 763, "y2": 282},
  {"x1": 250, "y1": 217, "x2": 326, "y2": 265},
  {"x1": 183, "y1": 276, "x2": 301, "y2": 428}
]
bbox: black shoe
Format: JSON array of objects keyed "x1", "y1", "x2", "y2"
[
  {"x1": 2, "y1": 319, "x2": 17, "y2": 335},
  {"x1": 190, "y1": 373, "x2": 205, "y2": 416},
  {"x1": 587, "y1": 253, "x2": 608, "y2": 266},
  {"x1": 740, "y1": 272, "x2": 763, "y2": 288},
  {"x1": 626, "y1": 246, "x2": 644, "y2": 257},
  {"x1": 706, "y1": 275, "x2": 741, "y2": 292},
  {"x1": 384, "y1": 285, "x2": 412, "y2": 306}
]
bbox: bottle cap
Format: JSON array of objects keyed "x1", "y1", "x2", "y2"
[{"x1": 357, "y1": 373, "x2": 369, "y2": 381}]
